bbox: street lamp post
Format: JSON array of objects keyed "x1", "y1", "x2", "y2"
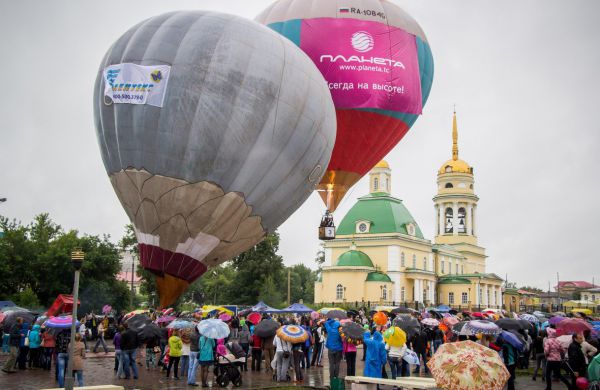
[{"x1": 65, "y1": 248, "x2": 84, "y2": 390}]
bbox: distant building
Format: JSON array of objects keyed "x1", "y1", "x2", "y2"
[
  {"x1": 314, "y1": 113, "x2": 504, "y2": 308},
  {"x1": 555, "y1": 281, "x2": 596, "y2": 298},
  {"x1": 581, "y1": 287, "x2": 600, "y2": 304},
  {"x1": 117, "y1": 271, "x2": 142, "y2": 295},
  {"x1": 118, "y1": 249, "x2": 141, "y2": 294}
]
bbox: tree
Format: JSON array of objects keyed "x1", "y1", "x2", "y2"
[
  {"x1": 519, "y1": 285, "x2": 543, "y2": 294},
  {"x1": 288, "y1": 264, "x2": 317, "y2": 304},
  {"x1": 258, "y1": 275, "x2": 284, "y2": 308}
]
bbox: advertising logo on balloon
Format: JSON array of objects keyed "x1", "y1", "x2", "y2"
[
  {"x1": 351, "y1": 31, "x2": 374, "y2": 52},
  {"x1": 103, "y1": 63, "x2": 171, "y2": 107},
  {"x1": 299, "y1": 18, "x2": 423, "y2": 114}
]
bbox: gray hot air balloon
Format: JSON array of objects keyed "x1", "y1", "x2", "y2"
[{"x1": 93, "y1": 11, "x2": 336, "y2": 307}]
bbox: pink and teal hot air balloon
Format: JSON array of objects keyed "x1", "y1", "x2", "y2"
[{"x1": 257, "y1": 0, "x2": 434, "y2": 211}]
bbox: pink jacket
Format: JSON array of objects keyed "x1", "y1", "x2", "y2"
[
  {"x1": 343, "y1": 340, "x2": 357, "y2": 353},
  {"x1": 544, "y1": 337, "x2": 565, "y2": 362}
]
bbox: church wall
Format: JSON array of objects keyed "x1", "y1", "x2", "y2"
[{"x1": 319, "y1": 269, "x2": 370, "y2": 303}]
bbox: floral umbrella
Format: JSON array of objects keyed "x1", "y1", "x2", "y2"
[
  {"x1": 276, "y1": 325, "x2": 308, "y2": 343},
  {"x1": 427, "y1": 340, "x2": 510, "y2": 390},
  {"x1": 443, "y1": 316, "x2": 459, "y2": 327},
  {"x1": 519, "y1": 314, "x2": 539, "y2": 324},
  {"x1": 340, "y1": 322, "x2": 364, "y2": 345},
  {"x1": 247, "y1": 312, "x2": 262, "y2": 325},
  {"x1": 167, "y1": 319, "x2": 196, "y2": 329},
  {"x1": 156, "y1": 315, "x2": 177, "y2": 324},
  {"x1": 326, "y1": 310, "x2": 348, "y2": 320},
  {"x1": 463, "y1": 320, "x2": 501, "y2": 336},
  {"x1": 422, "y1": 318, "x2": 440, "y2": 327}
]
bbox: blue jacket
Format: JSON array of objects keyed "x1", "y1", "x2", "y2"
[
  {"x1": 363, "y1": 331, "x2": 386, "y2": 378},
  {"x1": 28, "y1": 325, "x2": 42, "y2": 349},
  {"x1": 324, "y1": 319, "x2": 342, "y2": 351}
]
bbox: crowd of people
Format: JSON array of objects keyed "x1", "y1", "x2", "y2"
[{"x1": 1, "y1": 307, "x2": 599, "y2": 390}]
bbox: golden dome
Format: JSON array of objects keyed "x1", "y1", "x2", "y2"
[
  {"x1": 438, "y1": 158, "x2": 472, "y2": 174},
  {"x1": 374, "y1": 160, "x2": 390, "y2": 169}
]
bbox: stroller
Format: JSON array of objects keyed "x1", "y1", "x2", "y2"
[{"x1": 214, "y1": 352, "x2": 245, "y2": 387}]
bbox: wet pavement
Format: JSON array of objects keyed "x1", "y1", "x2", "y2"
[{"x1": 0, "y1": 349, "x2": 551, "y2": 390}]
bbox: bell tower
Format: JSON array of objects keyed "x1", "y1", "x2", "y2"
[
  {"x1": 369, "y1": 161, "x2": 391, "y2": 195},
  {"x1": 433, "y1": 111, "x2": 479, "y2": 246}
]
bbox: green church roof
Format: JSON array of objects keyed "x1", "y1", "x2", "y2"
[
  {"x1": 335, "y1": 250, "x2": 374, "y2": 267},
  {"x1": 437, "y1": 277, "x2": 472, "y2": 285},
  {"x1": 337, "y1": 193, "x2": 424, "y2": 238},
  {"x1": 365, "y1": 272, "x2": 392, "y2": 282}
]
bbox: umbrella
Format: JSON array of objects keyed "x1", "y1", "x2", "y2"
[
  {"x1": 436, "y1": 305, "x2": 451, "y2": 313},
  {"x1": 1, "y1": 310, "x2": 35, "y2": 330},
  {"x1": 327, "y1": 310, "x2": 347, "y2": 320},
  {"x1": 549, "y1": 316, "x2": 565, "y2": 325},
  {"x1": 310, "y1": 311, "x2": 320, "y2": 320},
  {"x1": 373, "y1": 311, "x2": 388, "y2": 326},
  {"x1": 588, "y1": 353, "x2": 600, "y2": 382},
  {"x1": 44, "y1": 316, "x2": 80, "y2": 329},
  {"x1": 463, "y1": 320, "x2": 501, "y2": 336},
  {"x1": 443, "y1": 316, "x2": 459, "y2": 327},
  {"x1": 498, "y1": 331, "x2": 524, "y2": 351},
  {"x1": 280, "y1": 303, "x2": 314, "y2": 314},
  {"x1": 452, "y1": 321, "x2": 468, "y2": 334},
  {"x1": 276, "y1": 325, "x2": 308, "y2": 343},
  {"x1": 102, "y1": 305, "x2": 112, "y2": 315},
  {"x1": 383, "y1": 326, "x2": 407, "y2": 347},
  {"x1": 162, "y1": 308, "x2": 175, "y2": 316},
  {"x1": 394, "y1": 315, "x2": 421, "y2": 337},
  {"x1": 156, "y1": 315, "x2": 176, "y2": 324},
  {"x1": 238, "y1": 308, "x2": 252, "y2": 317},
  {"x1": 471, "y1": 312, "x2": 484, "y2": 318},
  {"x1": 138, "y1": 323, "x2": 162, "y2": 343},
  {"x1": 346, "y1": 309, "x2": 359, "y2": 317},
  {"x1": 556, "y1": 318, "x2": 592, "y2": 334},
  {"x1": 218, "y1": 313, "x2": 232, "y2": 322},
  {"x1": 247, "y1": 312, "x2": 262, "y2": 325},
  {"x1": 197, "y1": 319, "x2": 230, "y2": 339},
  {"x1": 428, "y1": 310, "x2": 443, "y2": 320},
  {"x1": 340, "y1": 322, "x2": 364, "y2": 345},
  {"x1": 519, "y1": 314, "x2": 539, "y2": 324},
  {"x1": 422, "y1": 318, "x2": 440, "y2": 327},
  {"x1": 35, "y1": 315, "x2": 48, "y2": 325},
  {"x1": 556, "y1": 335, "x2": 573, "y2": 349},
  {"x1": 391, "y1": 307, "x2": 412, "y2": 314},
  {"x1": 254, "y1": 319, "x2": 279, "y2": 338},
  {"x1": 403, "y1": 349, "x2": 419, "y2": 365},
  {"x1": 126, "y1": 314, "x2": 152, "y2": 332},
  {"x1": 427, "y1": 340, "x2": 510, "y2": 390},
  {"x1": 168, "y1": 319, "x2": 196, "y2": 329},
  {"x1": 495, "y1": 318, "x2": 526, "y2": 331}
]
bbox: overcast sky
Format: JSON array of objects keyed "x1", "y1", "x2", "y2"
[{"x1": 1, "y1": 1, "x2": 599, "y2": 291}]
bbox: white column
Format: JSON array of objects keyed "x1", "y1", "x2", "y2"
[
  {"x1": 472, "y1": 206, "x2": 477, "y2": 236},
  {"x1": 452, "y1": 202, "x2": 459, "y2": 236},
  {"x1": 438, "y1": 203, "x2": 445, "y2": 235},
  {"x1": 416, "y1": 280, "x2": 422, "y2": 303},
  {"x1": 466, "y1": 204, "x2": 473, "y2": 235},
  {"x1": 486, "y1": 285, "x2": 490, "y2": 307},
  {"x1": 429, "y1": 281, "x2": 435, "y2": 304}
]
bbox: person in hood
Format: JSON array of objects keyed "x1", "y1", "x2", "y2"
[
  {"x1": 363, "y1": 328, "x2": 387, "y2": 378},
  {"x1": 324, "y1": 318, "x2": 342, "y2": 379},
  {"x1": 544, "y1": 327, "x2": 571, "y2": 389},
  {"x1": 28, "y1": 324, "x2": 42, "y2": 368}
]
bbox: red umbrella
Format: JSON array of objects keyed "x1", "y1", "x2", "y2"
[
  {"x1": 556, "y1": 318, "x2": 592, "y2": 335},
  {"x1": 472, "y1": 312, "x2": 484, "y2": 318},
  {"x1": 247, "y1": 312, "x2": 261, "y2": 325}
]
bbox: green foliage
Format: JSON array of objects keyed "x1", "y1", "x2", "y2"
[
  {"x1": 258, "y1": 275, "x2": 284, "y2": 307},
  {"x1": 10, "y1": 287, "x2": 40, "y2": 308},
  {"x1": 288, "y1": 264, "x2": 317, "y2": 304},
  {"x1": 519, "y1": 285, "x2": 543, "y2": 294},
  {"x1": 0, "y1": 213, "x2": 134, "y2": 312}
]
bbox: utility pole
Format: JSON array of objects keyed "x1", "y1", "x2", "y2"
[
  {"x1": 287, "y1": 269, "x2": 291, "y2": 305},
  {"x1": 557, "y1": 272, "x2": 561, "y2": 309},
  {"x1": 130, "y1": 254, "x2": 135, "y2": 308}
]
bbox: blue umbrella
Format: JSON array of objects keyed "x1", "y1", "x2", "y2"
[
  {"x1": 197, "y1": 319, "x2": 230, "y2": 339},
  {"x1": 436, "y1": 305, "x2": 451, "y2": 313},
  {"x1": 499, "y1": 331, "x2": 524, "y2": 351},
  {"x1": 280, "y1": 303, "x2": 314, "y2": 314}
]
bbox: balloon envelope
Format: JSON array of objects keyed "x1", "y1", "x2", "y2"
[
  {"x1": 257, "y1": 0, "x2": 434, "y2": 210},
  {"x1": 94, "y1": 11, "x2": 336, "y2": 307}
]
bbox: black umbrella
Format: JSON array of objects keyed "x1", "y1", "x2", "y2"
[
  {"x1": 449, "y1": 309, "x2": 458, "y2": 315},
  {"x1": 393, "y1": 315, "x2": 420, "y2": 337},
  {"x1": 238, "y1": 308, "x2": 252, "y2": 317},
  {"x1": 428, "y1": 310, "x2": 443, "y2": 319},
  {"x1": 138, "y1": 323, "x2": 162, "y2": 343},
  {"x1": 125, "y1": 314, "x2": 152, "y2": 332},
  {"x1": 495, "y1": 318, "x2": 527, "y2": 331},
  {"x1": 2, "y1": 310, "x2": 35, "y2": 330},
  {"x1": 340, "y1": 322, "x2": 364, "y2": 344},
  {"x1": 327, "y1": 310, "x2": 348, "y2": 320},
  {"x1": 254, "y1": 319, "x2": 279, "y2": 338},
  {"x1": 346, "y1": 309, "x2": 359, "y2": 317},
  {"x1": 391, "y1": 307, "x2": 411, "y2": 314}
]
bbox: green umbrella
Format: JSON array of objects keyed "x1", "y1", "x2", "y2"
[{"x1": 588, "y1": 353, "x2": 600, "y2": 382}]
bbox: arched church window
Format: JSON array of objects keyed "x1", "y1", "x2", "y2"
[
  {"x1": 374, "y1": 177, "x2": 379, "y2": 191},
  {"x1": 336, "y1": 284, "x2": 344, "y2": 300},
  {"x1": 382, "y1": 287, "x2": 387, "y2": 300},
  {"x1": 412, "y1": 254, "x2": 416, "y2": 268},
  {"x1": 445, "y1": 183, "x2": 453, "y2": 188},
  {"x1": 458, "y1": 207, "x2": 466, "y2": 233},
  {"x1": 445, "y1": 166, "x2": 452, "y2": 173},
  {"x1": 400, "y1": 252, "x2": 405, "y2": 267},
  {"x1": 445, "y1": 208, "x2": 454, "y2": 233}
]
